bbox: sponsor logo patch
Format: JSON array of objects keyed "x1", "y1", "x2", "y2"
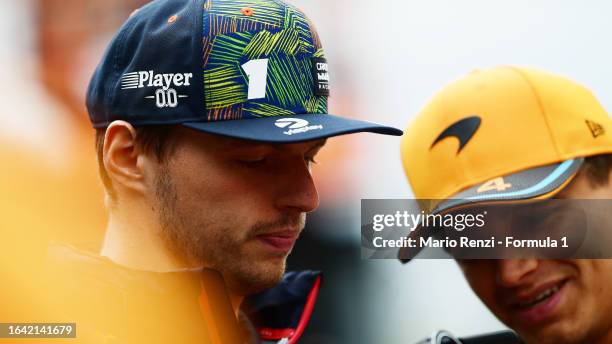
[
  {"x1": 311, "y1": 57, "x2": 330, "y2": 97},
  {"x1": 121, "y1": 70, "x2": 193, "y2": 108},
  {"x1": 275, "y1": 118, "x2": 323, "y2": 136}
]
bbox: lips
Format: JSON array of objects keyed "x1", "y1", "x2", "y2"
[
  {"x1": 516, "y1": 283, "x2": 562, "y2": 308},
  {"x1": 508, "y1": 279, "x2": 569, "y2": 324},
  {"x1": 257, "y1": 230, "x2": 299, "y2": 253}
]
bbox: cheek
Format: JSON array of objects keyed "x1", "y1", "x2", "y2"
[
  {"x1": 466, "y1": 274, "x2": 493, "y2": 300},
  {"x1": 166, "y1": 154, "x2": 275, "y2": 226},
  {"x1": 463, "y1": 265, "x2": 498, "y2": 308},
  {"x1": 578, "y1": 260, "x2": 612, "y2": 306}
]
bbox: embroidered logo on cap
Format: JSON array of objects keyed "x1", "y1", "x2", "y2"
[
  {"x1": 275, "y1": 118, "x2": 323, "y2": 136},
  {"x1": 586, "y1": 119, "x2": 605, "y2": 138},
  {"x1": 121, "y1": 70, "x2": 193, "y2": 108},
  {"x1": 431, "y1": 116, "x2": 481, "y2": 154}
]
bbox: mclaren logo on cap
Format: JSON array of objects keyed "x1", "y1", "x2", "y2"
[
  {"x1": 121, "y1": 70, "x2": 193, "y2": 108},
  {"x1": 431, "y1": 116, "x2": 481, "y2": 154},
  {"x1": 275, "y1": 118, "x2": 323, "y2": 136}
]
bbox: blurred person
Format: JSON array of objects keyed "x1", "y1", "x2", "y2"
[
  {"x1": 0, "y1": 0, "x2": 147, "y2": 279},
  {"x1": 400, "y1": 67, "x2": 612, "y2": 344},
  {"x1": 55, "y1": 0, "x2": 403, "y2": 343},
  {"x1": 0, "y1": 0, "x2": 138, "y2": 334}
]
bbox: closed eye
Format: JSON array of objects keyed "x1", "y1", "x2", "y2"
[{"x1": 238, "y1": 157, "x2": 266, "y2": 167}]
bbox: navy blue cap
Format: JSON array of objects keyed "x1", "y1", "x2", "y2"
[{"x1": 86, "y1": 0, "x2": 402, "y2": 142}]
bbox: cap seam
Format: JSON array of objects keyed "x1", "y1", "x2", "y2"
[
  {"x1": 108, "y1": 15, "x2": 139, "y2": 124},
  {"x1": 202, "y1": 5, "x2": 212, "y2": 122},
  {"x1": 193, "y1": 0, "x2": 206, "y2": 121},
  {"x1": 506, "y1": 66, "x2": 563, "y2": 159}
]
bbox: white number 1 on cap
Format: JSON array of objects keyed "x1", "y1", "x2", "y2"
[{"x1": 242, "y1": 59, "x2": 269, "y2": 100}]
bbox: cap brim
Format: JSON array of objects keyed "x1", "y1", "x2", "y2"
[
  {"x1": 182, "y1": 113, "x2": 403, "y2": 143},
  {"x1": 399, "y1": 158, "x2": 584, "y2": 262},
  {"x1": 433, "y1": 158, "x2": 584, "y2": 214}
]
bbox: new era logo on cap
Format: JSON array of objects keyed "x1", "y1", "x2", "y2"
[{"x1": 586, "y1": 119, "x2": 605, "y2": 138}]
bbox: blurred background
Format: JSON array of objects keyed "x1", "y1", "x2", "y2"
[{"x1": 2, "y1": 0, "x2": 612, "y2": 342}]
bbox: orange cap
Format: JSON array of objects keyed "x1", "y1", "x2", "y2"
[{"x1": 401, "y1": 66, "x2": 612, "y2": 213}]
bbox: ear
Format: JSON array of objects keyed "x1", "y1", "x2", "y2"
[{"x1": 103, "y1": 121, "x2": 148, "y2": 196}]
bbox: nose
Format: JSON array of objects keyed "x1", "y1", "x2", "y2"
[
  {"x1": 496, "y1": 259, "x2": 538, "y2": 288},
  {"x1": 274, "y1": 158, "x2": 320, "y2": 213}
]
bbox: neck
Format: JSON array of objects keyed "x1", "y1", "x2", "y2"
[
  {"x1": 101, "y1": 200, "x2": 190, "y2": 272},
  {"x1": 101, "y1": 197, "x2": 245, "y2": 318}
]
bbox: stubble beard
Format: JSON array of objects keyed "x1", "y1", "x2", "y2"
[{"x1": 154, "y1": 167, "x2": 299, "y2": 295}]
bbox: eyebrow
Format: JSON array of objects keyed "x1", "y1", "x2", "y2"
[{"x1": 225, "y1": 138, "x2": 327, "y2": 152}]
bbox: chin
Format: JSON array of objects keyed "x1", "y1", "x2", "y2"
[
  {"x1": 522, "y1": 332, "x2": 583, "y2": 344},
  {"x1": 228, "y1": 259, "x2": 286, "y2": 295},
  {"x1": 253, "y1": 259, "x2": 286, "y2": 288},
  {"x1": 516, "y1": 320, "x2": 586, "y2": 344}
]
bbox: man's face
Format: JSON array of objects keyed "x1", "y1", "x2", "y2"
[
  {"x1": 151, "y1": 127, "x2": 324, "y2": 295},
  {"x1": 458, "y1": 169, "x2": 612, "y2": 344}
]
